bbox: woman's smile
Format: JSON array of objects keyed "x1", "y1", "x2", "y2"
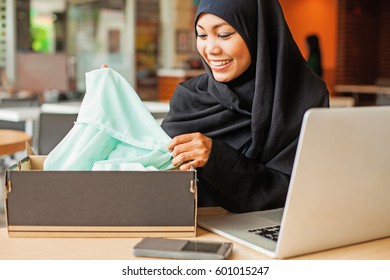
[{"x1": 208, "y1": 59, "x2": 233, "y2": 70}]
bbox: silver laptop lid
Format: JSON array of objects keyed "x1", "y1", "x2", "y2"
[{"x1": 276, "y1": 106, "x2": 390, "y2": 258}]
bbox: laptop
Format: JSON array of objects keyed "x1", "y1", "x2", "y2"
[{"x1": 198, "y1": 106, "x2": 390, "y2": 259}]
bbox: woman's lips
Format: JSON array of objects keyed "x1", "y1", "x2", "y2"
[{"x1": 208, "y1": 59, "x2": 233, "y2": 71}]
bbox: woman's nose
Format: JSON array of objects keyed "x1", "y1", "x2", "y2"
[{"x1": 205, "y1": 38, "x2": 221, "y2": 55}]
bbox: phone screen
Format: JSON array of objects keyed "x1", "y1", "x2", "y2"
[
  {"x1": 181, "y1": 241, "x2": 222, "y2": 253},
  {"x1": 133, "y1": 238, "x2": 232, "y2": 260}
]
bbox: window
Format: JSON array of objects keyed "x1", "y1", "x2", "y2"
[{"x1": 0, "y1": 0, "x2": 6, "y2": 68}]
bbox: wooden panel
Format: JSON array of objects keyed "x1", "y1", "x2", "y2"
[
  {"x1": 379, "y1": 1, "x2": 390, "y2": 79},
  {"x1": 8, "y1": 225, "x2": 196, "y2": 238},
  {"x1": 336, "y1": 0, "x2": 380, "y2": 85},
  {"x1": 337, "y1": 0, "x2": 390, "y2": 85},
  {"x1": 158, "y1": 76, "x2": 185, "y2": 100},
  {"x1": 8, "y1": 225, "x2": 195, "y2": 232},
  {"x1": 8, "y1": 231, "x2": 196, "y2": 238}
]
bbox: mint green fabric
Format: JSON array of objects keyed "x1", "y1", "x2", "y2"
[{"x1": 43, "y1": 68, "x2": 174, "y2": 171}]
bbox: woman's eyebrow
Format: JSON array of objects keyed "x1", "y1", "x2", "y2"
[
  {"x1": 196, "y1": 24, "x2": 205, "y2": 30},
  {"x1": 196, "y1": 23, "x2": 230, "y2": 30}
]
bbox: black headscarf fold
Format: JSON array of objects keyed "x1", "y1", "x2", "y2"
[{"x1": 162, "y1": 0, "x2": 328, "y2": 171}]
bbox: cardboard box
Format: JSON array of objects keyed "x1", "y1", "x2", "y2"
[{"x1": 4, "y1": 155, "x2": 197, "y2": 238}]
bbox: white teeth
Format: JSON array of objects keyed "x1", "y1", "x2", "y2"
[{"x1": 210, "y1": 59, "x2": 232, "y2": 66}]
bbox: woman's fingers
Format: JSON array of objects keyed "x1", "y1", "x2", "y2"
[{"x1": 168, "y1": 132, "x2": 212, "y2": 169}]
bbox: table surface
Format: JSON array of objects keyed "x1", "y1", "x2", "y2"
[
  {"x1": 0, "y1": 208, "x2": 389, "y2": 260},
  {"x1": 334, "y1": 84, "x2": 390, "y2": 94},
  {"x1": 0, "y1": 129, "x2": 32, "y2": 156}
]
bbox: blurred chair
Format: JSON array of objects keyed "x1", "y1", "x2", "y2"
[
  {"x1": 0, "y1": 97, "x2": 39, "y2": 107},
  {"x1": 0, "y1": 96, "x2": 40, "y2": 167},
  {"x1": 329, "y1": 96, "x2": 355, "y2": 108},
  {"x1": 38, "y1": 112, "x2": 77, "y2": 155},
  {"x1": 0, "y1": 96, "x2": 40, "y2": 131},
  {"x1": 375, "y1": 78, "x2": 390, "y2": 106},
  {"x1": 0, "y1": 119, "x2": 25, "y2": 131}
]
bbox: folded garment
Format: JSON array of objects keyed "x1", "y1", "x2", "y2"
[{"x1": 44, "y1": 68, "x2": 174, "y2": 171}]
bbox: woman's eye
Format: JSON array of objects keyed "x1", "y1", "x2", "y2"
[
  {"x1": 218, "y1": 32, "x2": 235, "y2": 39},
  {"x1": 197, "y1": 34, "x2": 207, "y2": 39}
]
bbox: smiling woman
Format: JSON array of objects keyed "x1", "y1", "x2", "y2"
[
  {"x1": 161, "y1": 0, "x2": 329, "y2": 213},
  {"x1": 195, "y1": 14, "x2": 251, "y2": 82}
]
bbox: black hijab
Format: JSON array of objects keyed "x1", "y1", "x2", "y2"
[{"x1": 162, "y1": 0, "x2": 328, "y2": 174}]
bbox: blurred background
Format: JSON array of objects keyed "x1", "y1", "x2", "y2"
[
  {"x1": 0, "y1": 0, "x2": 388, "y2": 102},
  {"x1": 1, "y1": 0, "x2": 390, "y2": 158}
]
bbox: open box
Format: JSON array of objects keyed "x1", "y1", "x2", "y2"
[{"x1": 4, "y1": 155, "x2": 197, "y2": 238}]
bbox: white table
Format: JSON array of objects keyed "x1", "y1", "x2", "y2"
[
  {"x1": 0, "y1": 107, "x2": 41, "y2": 123},
  {"x1": 334, "y1": 84, "x2": 390, "y2": 105},
  {"x1": 334, "y1": 84, "x2": 390, "y2": 95},
  {"x1": 329, "y1": 96, "x2": 355, "y2": 107},
  {"x1": 40, "y1": 101, "x2": 81, "y2": 114},
  {"x1": 41, "y1": 101, "x2": 169, "y2": 114},
  {"x1": 143, "y1": 101, "x2": 170, "y2": 113},
  {"x1": 41, "y1": 101, "x2": 170, "y2": 124},
  {"x1": 0, "y1": 107, "x2": 41, "y2": 145}
]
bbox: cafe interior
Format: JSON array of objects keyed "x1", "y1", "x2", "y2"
[{"x1": 1, "y1": 0, "x2": 390, "y2": 224}]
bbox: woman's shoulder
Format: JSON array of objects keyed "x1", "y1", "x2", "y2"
[
  {"x1": 180, "y1": 72, "x2": 208, "y2": 89},
  {"x1": 169, "y1": 72, "x2": 210, "y2": 102}
]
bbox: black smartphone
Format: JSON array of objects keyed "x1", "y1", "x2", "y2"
[{"x1": 132, "y1": 237, "x2": 233, "y2": 260}]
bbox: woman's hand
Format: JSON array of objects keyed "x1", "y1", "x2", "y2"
[{"x1": 167, "y1": 132, "x2": 212, "y2": 171}]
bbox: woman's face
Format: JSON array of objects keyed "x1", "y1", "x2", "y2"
[{"x1": 196, "y1": 13, "x2": 251, "y2": 83}]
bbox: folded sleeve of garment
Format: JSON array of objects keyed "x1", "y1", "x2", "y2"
[{"x1": 43, "y1": 68, "x2": 174, "y2": 171}]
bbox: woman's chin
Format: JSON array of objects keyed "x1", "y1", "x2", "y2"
[{"x1": 212, "y1": 73, "x2": 233, "y2": 83}]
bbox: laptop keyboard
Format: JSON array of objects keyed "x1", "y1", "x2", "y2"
[{"x1": 247, "y1": 225, "x2": 280, "y2": 242}]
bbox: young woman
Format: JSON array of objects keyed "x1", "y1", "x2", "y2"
[{"x1": 161, "y1": 0, "x2": 329, "y2": 213}]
